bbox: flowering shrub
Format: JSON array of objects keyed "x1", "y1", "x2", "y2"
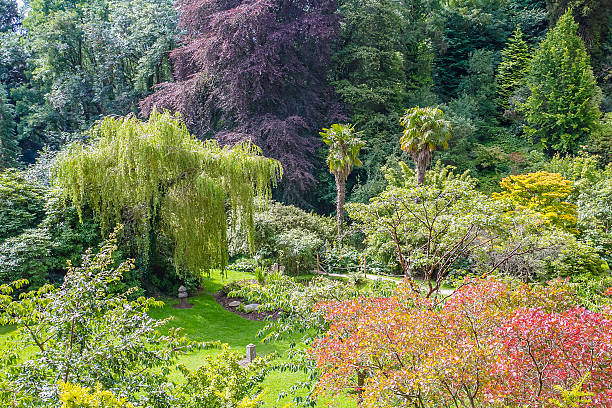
[{"x1": 311, "y1": 278, "x2": 612, "y2": 407}]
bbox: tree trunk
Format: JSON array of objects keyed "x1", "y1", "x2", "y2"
[
  {"x1": 414, "y1": 149, "x2": 431, "y2": 186},
  {"x1": 335, "y1": 172, "x2": 346, "y2": 240}
]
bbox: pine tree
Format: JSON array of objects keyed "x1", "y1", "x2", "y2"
[
  {"x1": 522, "y1": 9, "x2": 602, "y2": 154},
  {"x1": 496, "y1": 26, "x2": 531, "y2": 113},
  {"x1": 0, "y1": 84, "x2": 20, "y2": 168}
]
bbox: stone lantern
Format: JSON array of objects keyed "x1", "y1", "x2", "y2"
[{"x1": 173, "y1": 285, "x2": 193, "y2": 309}]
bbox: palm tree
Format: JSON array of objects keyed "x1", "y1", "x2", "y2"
[
  {"x1": 400, "y1": 107, "x2": 452, "y2": 185},
  {"x1": 320, "y1": 124, "x2": 365, "y2": 239}
]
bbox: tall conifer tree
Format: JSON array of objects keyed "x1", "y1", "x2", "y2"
[
  {"x1": 496, "y1": 26, "x2": 531, "y2": 113},
  {"x1": 522, "y1": 9, "x2": 602, "y2": 154}
]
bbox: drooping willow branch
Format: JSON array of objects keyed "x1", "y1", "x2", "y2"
[{"x1": 52, "y1": 111, "x2": 283, "y2": 278}]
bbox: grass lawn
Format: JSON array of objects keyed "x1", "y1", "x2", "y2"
[
  {"x1": 150, "y1": 269, "x2": 356, "y2": 408},
  {"x1": 0, "y1": 269, "x2": 356, "y2": 407}
]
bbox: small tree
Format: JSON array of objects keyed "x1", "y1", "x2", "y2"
[
  {"x1": 496, "y1": 26, "x2": 531, "y2": 113},
  {"x1": 493, "y1": 171, "x2": 578, "y2": 233},
  {"x1": 320, "y1": 123, "x2": 365, "y2": 238},
  {"x1": 522, "y1": 9, "x2": 602, "y2": 153},
  {"x1": 0, "y1": 230, "x2": 197, "y2": 407},
  {"x1": 399, "y1": 107, "x2": 451, "y2": 185}
]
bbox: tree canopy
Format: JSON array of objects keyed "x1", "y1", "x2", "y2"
[
  {"x1": 141, "y1": 0, "x2": 341, "y2": 204},
  {"x1": 400, "y1": 107, "x2": 452, "y2": 185},
  {"x1": 52, "y1": 112, "x2": 282, "y2": 278}
]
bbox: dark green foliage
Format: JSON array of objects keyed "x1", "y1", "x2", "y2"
[
  {"x1": 546, "y1": 0, "x2": 612, "y2": 62},
  {"x1": 0, "y1": 0, "x2": 18, "y2": 33},
  {"x1": 587, "y1": 112, "x2": 612, "y2": 164},
  {"x1": 522, "y1": 9, "x2": 603, "y2": 153},
  {"x1": 0, "y1": 170, "x2": 45, "y2": 241},
  {"x1": 0, "y1": 85, "x2": 19, "y2": 168},
  {"x1": 496, "y1": 26, "x2": 531, "y2": 112},
  {"x1": 4, "y1": 0, "x2": 178, "y2": 162},
  {"x1": 433, "y1": 0, "x2": 548, "y2": 100},
  {"x1": 330, "y1": 0, "x2": 436, "y2": 202}
]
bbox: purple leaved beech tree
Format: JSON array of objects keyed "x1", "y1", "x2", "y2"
[{"x1": 141, "y1": 0, "x2": 344, "y2": 204}]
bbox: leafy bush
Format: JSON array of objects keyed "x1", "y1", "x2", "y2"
[
  {"x1": 312, "y1": 278, "x2": 612, "y2": 407},
  {"x1": 0, "y1": 230, "x2": 198, "y2": 407},
  {"x1": 0, "y1": 189, "x2": 101, "y2": 289},
  {"x1": 228, "y1": 257, "x2": 259, "y2": 274},
  {"x1": 545, "y1": 243, "x2": 610, "y2": 279},
  {"x1": 229, "y1": 199, "x2": 335, "y2": 259},
  {"x1": 174, "y1": 345, "x2": 274, "y2": 408},
  {"x1": 0, "y1": 170, "x2": 46, "y2": 242},
  {"x1": 276, "y1": 228, "x2": 324, "y2": 275},
  {"x1": 323, "y1": 245, "x2": 393, "y2": 276},
  {"x1": 0, "y1": 227, "x2": 53, "y2": 287},
  {"x1": 228, "y1": 274, "x2": 363, "y2": 341},
  {"x1": 59, "y1": 383, "x2": 132, "y2": 408}
]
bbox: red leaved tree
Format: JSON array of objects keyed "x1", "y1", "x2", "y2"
[
  {"x1": 141, "y1": 0, "x2": 343, "y2": 203},
  {"x1": 312, "y1": 279, "x2": 612, "y2": 407}
]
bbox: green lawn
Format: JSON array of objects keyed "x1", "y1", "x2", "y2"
[
  {"x1": 0, "y1": 270, "x2": 356, "y2": 407},
  {"x1": 150, "y1": 270, "x2": 356, "y2": 407}
]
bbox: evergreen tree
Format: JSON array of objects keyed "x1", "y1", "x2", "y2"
[
  {"x1": 496, "y1": 26, "x2": 531, "y2": 113},
  {"x1": 522, "y1": 9, "x2": 602, "y2": 154},
  {"x1": 0, "y1": 85, "x2": 19, "y2": 168}
]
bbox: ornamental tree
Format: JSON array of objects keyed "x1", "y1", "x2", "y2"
[
  {"x1": 347, "y1": 166, "x2": 562, "y2": 294},
  {"x1": 0, "y1": 231, "x2": 198, "y2": 407},
  {"x1": 493, "y1": 171, "x2": 578, "y2": 233},
  {"x1": 522, "y1": 9, "x2": 602, "y2": 153},
  {"x1": 52, "y1": 112, "x2": 282, "y2": 280},
  {"x1": 140, "y1": 0, "x2": 342, "y2": 203},
  {"x1": 496, "y1": 26, "x2": 531, "y2": 113},
  {"x1": 320, "y1": 123, "x2": 365, "y2": 238},
  {"x1": 399, "y1": 107, "x2": 451, "y2": 185},
  {"x1": 312, "y1": 278, "x2": 612, "y2": 407}
]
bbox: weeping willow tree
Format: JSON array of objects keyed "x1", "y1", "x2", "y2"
[{"x1": 52, "y1": 111, "x2": 282, "y2": 279}]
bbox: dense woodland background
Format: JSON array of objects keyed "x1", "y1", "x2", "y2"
[
  {"x1": 1, "y1": 0, "x2": 611, "y2": 292},
  {"x1": 1, "y1": 0, "x2": 610, "y2": 208}
]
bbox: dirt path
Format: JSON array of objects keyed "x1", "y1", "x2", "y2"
[{"x1": 315, "y1": 271, "x2": 454, "y2": 296}]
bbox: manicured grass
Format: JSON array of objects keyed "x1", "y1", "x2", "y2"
[
  {"x1": 149, "y1": 270, "x2": 356, "y2": 407},
  {"x1": 0, "y1": 269, "x2": 357, "y2": 407}
]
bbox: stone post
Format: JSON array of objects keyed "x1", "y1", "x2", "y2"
[{"x1": 246, "y1": 344, "x2": 256, "y2": 364}]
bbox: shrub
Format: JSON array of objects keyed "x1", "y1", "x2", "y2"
[
  {"x1": 174, "y1": 345, "x2": 274, "y2": 408},
  {"x1": 59, "y1": 383, "x2": 132, "y2": 408},
  {"x1": 312, "y1": 278, "x2": 612, "y2": 407},
  {"x1": 276, "y1": 229, "x2": 324, "y2": 275},
  {"x1": 0, "y1": 227, "x2": 53, "y2": 288},
  {"x1": 0, "y1": 230, "x2": 198, "y2": 407},
  {"x1": 323, "y1": 245, "x2": 393, "y2": 276},
  {"x1": 229, "y1": 199, "x2": 334, "y2": 259},
  {"x1": 0, "y1": 189, "x2": 101, "y2": 289}
]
